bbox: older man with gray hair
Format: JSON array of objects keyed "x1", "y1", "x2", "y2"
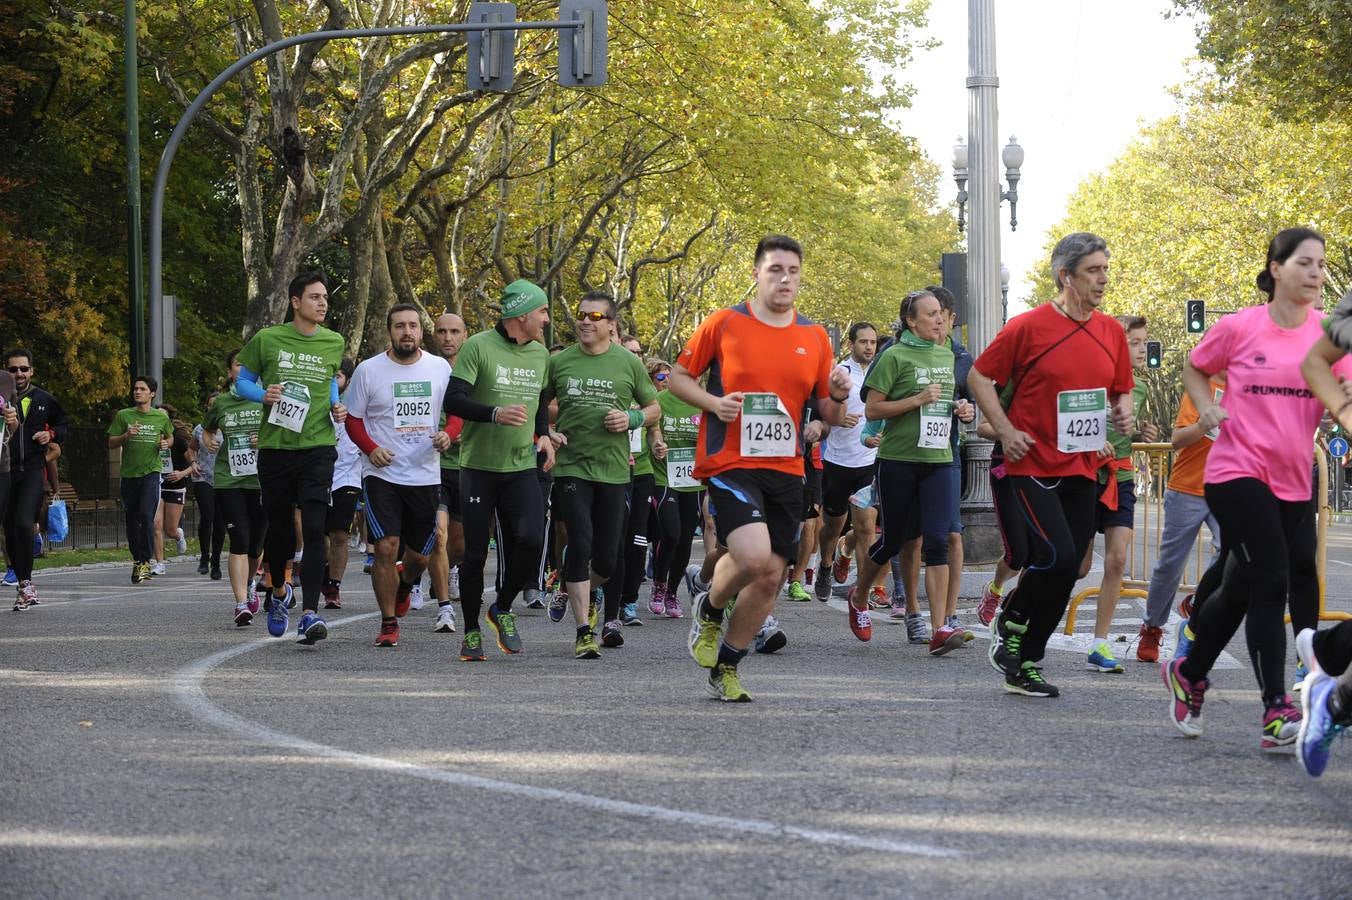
[{"x1": 967, "y1": 232, "x2": 1136, "y2": 698}]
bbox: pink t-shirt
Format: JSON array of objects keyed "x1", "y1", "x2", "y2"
[{"x1": 1190, "y1": 304, "x2": 1352, "y2": 501}]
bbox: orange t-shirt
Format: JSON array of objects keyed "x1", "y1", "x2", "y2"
[
  {"x1": 1166, "y1": 379, "x2": 1224, "y2": 497},
  {"x1": 677, "y1": 303, "x2": 834, "y2": 479}
]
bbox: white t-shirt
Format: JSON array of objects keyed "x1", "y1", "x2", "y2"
[
  {"x1": 821, "y1": 356, "x2": 876, "y2": 468},
  {"x1": 331, "y1": 409, "x2": 363, "y2": 491},
  {"x1": 344, "y1": 351, "x2": 452, "y2": 487}
]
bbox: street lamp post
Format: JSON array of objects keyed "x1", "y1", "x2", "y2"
[{"x1": 999, "y1": 261, "x2": 1010, "y2": 325}]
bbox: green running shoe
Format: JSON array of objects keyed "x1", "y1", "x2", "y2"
[
  {"x1": 459, "y1": 629, "x2": 486, "y2": 662},
  {"x1": 687, "y1": 592, "x2": 722, "y2": 669},
  {"x1": 575, "y1": 630, "x2": 601, "y2": 660},
  {"x1": 707, "y1": 663, "x2": 752, "y2": 702},
  {"x1": 786, "y1": 580, "x2": 811, "y2": 602},
  {"x1": 486, "y1": 605, "x2": 522, "y2": 654}
]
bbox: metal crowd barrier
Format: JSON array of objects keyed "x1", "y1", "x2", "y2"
[{"x1": 1063, "y1": 443, "x2": 1348, "y2": 634}]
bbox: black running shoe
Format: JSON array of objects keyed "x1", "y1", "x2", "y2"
[{"x1": 1004, "y1": 662, "x2": 1059, "y2": 698}]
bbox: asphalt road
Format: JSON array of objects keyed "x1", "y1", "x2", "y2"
[{"x1": 3, "y1": 532, "x2": 1351, "y2": 899}]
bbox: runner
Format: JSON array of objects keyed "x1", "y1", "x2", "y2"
[
  {"x1": 813, "y1": 323, "x2": 878, "y2": 601},
  {"x1": 234, "y1": 269, "x2": 346, "y2": 644},
  {"x1": 1077, "y1": 315, "x2": 1157, "y2": 674},
  {"x1": 5, "y1": 347, "x2": 69, "y2": 607},
  {"x1": 202, "y1": 355, "x2": 267, "y2": 626},
  {"x1": 1135, "y1": 371, "x2": 1224, "y2": 662},
  {"x1": 852, "y1": 290, "x2": 970, "y2": 656},
  {"x1": 428, "y1": 313, "x2": 468, "y2": 633},
  {"x1": 610, "y1": 335, "x2": 663, "y2": 627},
  {"x1": 106, "y1": 376, "x2": 173, "y2": 586},
  {"x1": 322, "y1": 358, "x2": 360, "y2": 610},
  {"x1": 442, "y1": 280, "x2": 554, "y2": 661},
  {"x1": 190, "y1": 391, "x2": 225, "y2": 579},
  {"x1": 1162, "y1": 227, "x2": 1345, "y2": 748},
  {"x1": 151, "y1": 405, "x2": 194, "y2": 576},
  {"x1": 0, "y1": 367, "x2": 17, "y2": 598},
  {"x1": 344, "y1": 305, "x2": 452, "y2": 648},
  {"x1": 545, "y1": 291, "x2": 658, "y2": 656},
  {"x1": 647, "y1": 357, "x2": 705, "y2": 619},
  {"x1": 671, "y1": 234, "x2": 851, "y2": 701},
  {"x1": 969, "y1": 232, "x2": 1134, "y2": 697}
]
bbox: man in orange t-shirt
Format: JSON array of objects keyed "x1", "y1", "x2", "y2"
[
  {"x1": 1136, "y1": 374, "x2": 1226, "y2": 661},
  {"x1": 669, "y1": 234, "x2": 852, "y2": 702}
]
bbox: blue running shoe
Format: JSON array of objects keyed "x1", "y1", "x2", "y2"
[
  {"x1": 295, "y1": 611, "x2": 328, "y2": 645},
  {"x1": 2, "y1": 568, "x2": 15, "y2": 586},
  {"x1": 266, "y1": 586, "x2": 291, "y2": 637},
  {"x1": 1174, "y1": 618, "x2": 1194, "y2": 660},
  {"x1": 547, "y1": 588, "x2": 568, "y2": 623},
  {"x1": 1297, "y1": 669, "x2": 1346, "y2": 777},
  {"x1": 1086, "y1": 641, "x2": 1125, "y2": 674}
]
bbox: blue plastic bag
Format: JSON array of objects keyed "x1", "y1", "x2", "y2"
[{"x1": 46, "y1": 499, "x2": 69, "y2": 543}]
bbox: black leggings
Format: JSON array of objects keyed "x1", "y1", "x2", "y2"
[
  {"x1": 556, "y1": 477, "x2": 628, "y2": 588},
  {"x1": 461, "y1": 467, "x2": 545, "y2": 632},
  {"x1": 119, "y1": 473, "x2": 161, "y2": 564},
  {"x1": 1181, "y1": 478, "x2": 1316, "y2": 704},
  {"x1": 191, "y1": 481, "x2": 225, "y2": 565},
  {"x1": 217, "y1": 487, "x2": 267, "y2": 559},
  {"x1": 5, "y1": 467, "x2": 45, "y2": 580},
  {"x1": 494, "y1": 467, "x2": 552, "y2": 594},
  {"x1": 868, "y1": 459, "x2": 955, "y2": 567},
  {"x1": 653, "y1": 487, "x2": 702, "y2": 593},
  {"x1": 1000, "y1": 475, "x2": 1098, "y2": 663}
]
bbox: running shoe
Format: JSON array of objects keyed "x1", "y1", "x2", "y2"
[
  {"x1": 648, "y1": 584, "x2": 667, "y2": 616},
  {"x1": 1295, "y1": 628, "x2": 1319, "y2": 680},
  {"x1": 266, "y1": 586, "x2": 291, "y2": 638},
  {"x1": 523, "y1": 588, "x2": 545, "y2": 610},
  {"x1": 600, "y1": 620, "x2": 625, "y2": 648},
  {"x1": 1087, "y1": 641, "x2": 1125, "y2": 674},
  {"x1": 131, "y1": 562, "x2": 147, "y2": 585},
  {"x1": 684, "y1": 564, "x2": 708, "y2": 599},
  {"x1": 946, "y1": 615, "x2": 974, "y2": 643},
  {"x1": 785, "y1": 580, "x2": 811, "y2": 602},
  {"x1": 1004, "y1": 662, "x2": 1059, "y2": 698},
  {"x1": 363, "y1": 553, "x2": 374, "y2": 574},
  {"x1": 1292, "y1": 658, "x2": 1309, "y2": 694},
  {"x1": 928, "y1": 625, "x2": 965, "y2": 657},
  {"x1": 408, "y1": 584, "x2": 424, "y2": 612},
  {"x1": 588, "y1": 590, "x2": 601, "y2": 632},
  {"x1": 433, "y1": 605, "x2": 457, "y2": 633},
  {"x1": 989, "y1": 609, "x2": 1030, "y2": 676},
  {"x1": 246, "y1": 581, "x2": 263, "y2": 616},
  {"x1": 846, "y1": 587, "x2": 872, "y2": 642},
  {"x1": 620, "y1": 602, "x2": 642, "y2": 626},
  {"x1": 1162, "y1": 657, "x2": 1207, "y2": 737},
  {"x1": 1136, "y1": 624, "x2": 1163, "y2": 663},
  {"x1": 197, "y1": 560, "x2": 210, "y2": 575},
  {"x1": 151, "y1": 560, "x2": 166, "y2": 577},
  {"x1": 233, "y1": 602, "x2": 252, "y2": 627},
  {"x1": 547, "y1": 589, "x2": 568, "y2": 624},
  {"x1": 210, "y1": 564, "x2": 222, "y2": 581},
  {"x1": 1178, "y1": 592, "x2": 1194, "y2": 619},
  {"x1": 2, "y1": 568, "x2": 15, "y2": 586},
  {"x1": 449, "y1": 565, "x2": 460, "y2": 600},
  {"x1": 575, "y1": 630, "x2": 601, "y2": 660},
  {"x1": 175, "y1": 528, "x2": 187, "y2": 555},
  {"x1": 486, "y1": 605, "x2": 522, "y2": 654},
  {"x1": 708, "y1": 664, "x2": 752, "y2": 702},
  {"x1": 754, "y1": 616, "x2": 787, "y2": 654},
  {"x1": 459, "y1": 630, "x2": 485, "y2": 661},
  {"x1": 12, "y1": 587, "x2": 30, "y2": 612},
  {"x1": 295, "y1": 611, "x2": 328, "y2": 645},
  {"x1": 688, "y1": 592, "x2": 721, "y2": 668},
  {"x1": 1260, "y1": 697, "x2": 1302, "y2": 752},
  {"x1": 832, "y1": 552, "x2": 851, "y2": 584},
  {"x1": 905, "y1": 611, "x2": 930, "y2": 645},
  {"x1": 663, "y1": 589, "x2": 684, "y2": 619},
  {"x1": 814, "y1": 564, "x2": 832, "y2": 600},
  {"x1": 285, "y1": 585, "x2": 297, "y2": 609},
  {"x1": 977, "y1": 581, "x2": 1003, "y2": 626},
  {"x1": 1174, "y1": 618, "x2": 1195, "y2": 660},
  {"x1": 394, "y1": 578, "x2": 413, "y2": 618},
  {"x1": 374, "y1": 620, "x2": 400, "y2": 648},
  {"x1": 321, "y1": 582, "x2": 342, "y2": 609},
  {"x1": 868, "y1": 585, "x2": 889, "y2": 610},
  {"x1": 889, "y1": 596, "x2": 906, "y2": 620},
  {"x1": 1297, "y1": 667, "x2": 1347, "y2": 777}
]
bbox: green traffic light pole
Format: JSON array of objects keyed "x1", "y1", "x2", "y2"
[{"x1": 145, "y1": 15, "x2": 587, "y2": 400}]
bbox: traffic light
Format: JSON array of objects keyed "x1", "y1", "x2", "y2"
[
  {"x1": 162, "y1": 294, "x2": 181, "y2": 359},
  {"x1": 1146, "y1": 340, "x2": 1161, "y2": 369},
  {"x1": 558, "y1": 0, "x2": 608, "y2": 87},
  {"x1": 1186, "y1": 299, "x2": 1206, "y2": 334},
  {"x1": 466, "y1": 2, "x2": 517, "y2": 92}
]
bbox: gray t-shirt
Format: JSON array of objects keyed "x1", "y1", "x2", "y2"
[{"x1": 191, "y1": 423, "x2": 219, "y2": 485}]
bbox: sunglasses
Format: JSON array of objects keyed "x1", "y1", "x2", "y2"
[
  {"x1": 7, "y1": 366, "x2": 31, "y2": 373},
  {"x1": 576, "y1": 311, "x2": 611, "y2": 322},
  {"x1": 654, "y1": 371, "x2": 670, "y2": 382}
]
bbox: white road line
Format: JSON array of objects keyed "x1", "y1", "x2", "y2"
[
  {"x1": 1327, "y1": 557, "x2": 1352, "y2": 568},
  {"x1": 174, "y1": 614, "x2": 957, "y2": 859}
]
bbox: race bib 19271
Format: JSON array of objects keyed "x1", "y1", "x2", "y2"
[{"x1": 267, "y1": 381, "x2": 312, "y2": 434}]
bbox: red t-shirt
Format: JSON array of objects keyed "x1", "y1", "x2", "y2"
[
  {"x1": 678, "y1": 303, "x2": 834, "y2": 479},
  {"x1": 974, "y1": 303, "x2": 1134, "y2": 479}
]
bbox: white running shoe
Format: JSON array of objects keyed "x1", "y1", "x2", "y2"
[
  {"x1": 433, "y1": 605, "x2": 457, "y2": 633},
  {"x1": 409, "y1": 583, "x2": 425, "y2": 611},
  {"x1": 174, "y1": 528, "x2": 187, "y2": 555},
  {"x1": 449, "y1": 565, "x2": 460, "y2": 600},
  {"x1": 151, "y1": 560, "x2": 167, "y2": 577}
]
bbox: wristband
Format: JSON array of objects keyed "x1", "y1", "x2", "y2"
[
  {"x1": 626, "y1": 409, "x2": 645, "y2": 430},
  {"x1": 829, "y1": 392, "x2": 848, "y2": 403},
  {"x1": 490, "y1": 406, "x2": 500, "y2": 424}
]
